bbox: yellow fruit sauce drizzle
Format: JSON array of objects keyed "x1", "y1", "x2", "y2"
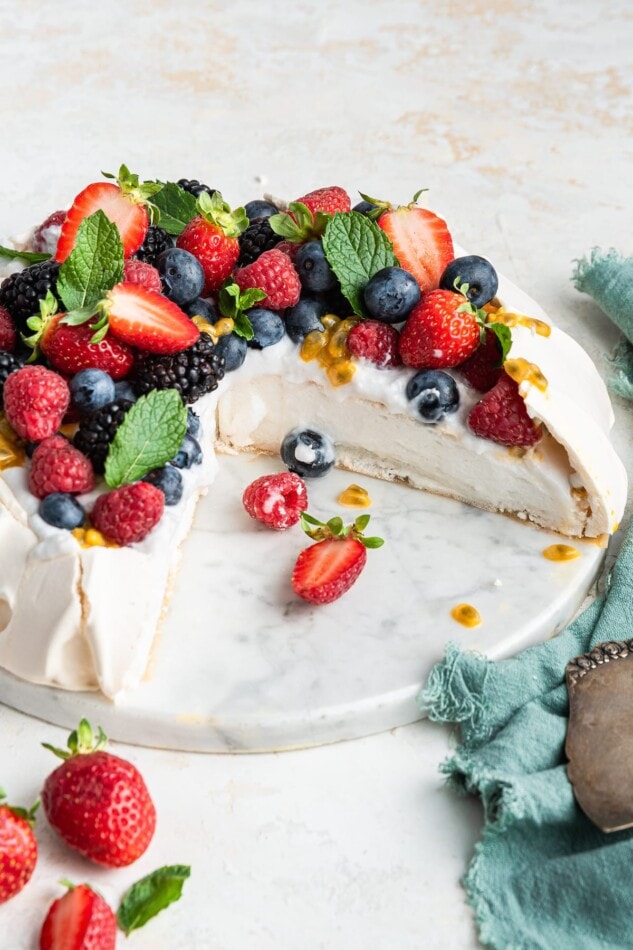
[
  {"x1": 72, "y1": 527, "x2": 119, "y2": 549},
  {"x1": 338, "y1": 484, "x2": 372, "y2": 508},
  {"x1": 300, "y1": 314, "x2": 359, "y2": 387},
  {"x1": 504, "y1": 357, "x2": 548, "y2": 393},
  {"x1": 192, "y1": 314, "x2": 234, "y2": 343},
  {"x1": 542, "y1": 544, "x2": 580, "y2": 562},
  {"x1": 0, "y1": 414, "x2": 25, "y2": 471},
  {"x1": 489, "y1": 306, "x2": 551, "y2": 338},
  {"x1": 451, "y1": 603, "x2": 482, "y2": 628}
]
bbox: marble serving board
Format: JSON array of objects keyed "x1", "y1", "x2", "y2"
[{"x1": 1, "y1": 454, "x2": 605, "y2": 753}]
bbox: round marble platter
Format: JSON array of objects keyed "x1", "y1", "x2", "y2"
[{"x1": 1, "y1": 454, "x2": 605, "y2": 753}]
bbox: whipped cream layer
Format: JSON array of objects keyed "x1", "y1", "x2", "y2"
[{"x1": 0, "y1": 249, "x2": 626, "y2": 700}]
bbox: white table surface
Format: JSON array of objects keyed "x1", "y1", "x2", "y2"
[{"x1": 0, "y1": 2, "x2": 631, "y2": 947}]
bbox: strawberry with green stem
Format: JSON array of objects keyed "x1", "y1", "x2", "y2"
[
  {"x1": 292, "y1": 513, "x2": 384, "y2": 605},
  {"x1": 177, "y1": 191, "x2": 248, "y2": 294},
  {"x1": 0, "y1": 788, "x2": 38, "y2": 904},
  {"x1": 56, "y1": 165, "x2": 162, "y2": 263}
]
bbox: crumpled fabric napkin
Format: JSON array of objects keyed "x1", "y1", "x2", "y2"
[
  {"x1": 418, "y1": 254, "x2": 633, "y2": 949},
  {"x1": 574, "y1": 248, "x2": 633, "y2": 399}
]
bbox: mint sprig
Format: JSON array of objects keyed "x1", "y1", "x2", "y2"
[
  {"x1": 269, "y1": 202, "x2": 330, "y2": 243},
  {"x1": 487, "y1": 322, "x2": 512, "y2": 363},
  {"x1": 321, "y1": 212, "x2": 397, "y2": 316},
  {"x1": 117, "y1": 865, "x2": 191, "y2": 936},
  {"x1": 152, "y1": 182, "x2": 198, "y2": 236},
  {"x1": 57, "y1": 211, "x2": 124, "y2": 312},
  {"x1": 104, "y1": 390, "x2": 187, "y2": 489},
  {"x1": 0, "y1": 245, "x2": 50, "y2": 263},
  {"x1": 218, "y1": 279, "x2": 266, "y2": 340}
]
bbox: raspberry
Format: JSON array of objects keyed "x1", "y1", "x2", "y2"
[
  {"x1": 122, "y1": 259, "x2": 162, "y2": 292},
  {"x1": 347, "y1": 320, "x2": 401, "y2": 368},
  {"x1": 467, "y1": 374, "x2": 542, "y2": 448},
  {"x1": 92, "y1": 482, "x2": 165, "y2": 546},
  {"x1": 29, "y1": 437, "x2": 94, "y2": 499},
  {"x1": 3, "y1": 365, "x2": 70, "y2": 441},
  {"x1": 31, "y1": 210, "x2": 66, "y2": 255},
  {"x1": 242, "y1": 472, "x2": 308, "y2": 530},
  {"x1": 458, "y1": 328, "x2": 503, "y2": 393},
  {"x1": 0, "y1": 306, "x2": 16, "y2": 352},
  {"x1": 234, "y1": 249, "x2": 301, "y2": 310}
]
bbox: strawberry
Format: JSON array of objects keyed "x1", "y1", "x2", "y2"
[
  {"x1": 42, "y1": 719, "x2": 156, "y2": 867},
  {"x1": 56, "y1": 165, "x2": 160, "y2": 263},
  {"x1": 292, "y1": 513, "x2": 384, "y2": 605},
  {"x1": 42, "y1": 314, "x2": 135, "y2": 379},
  {"x1": 294, "y1": 186, "x2": 351, "y2": 217},
  {"x1": 40, "y1": 883, "x2": 116, "y2": 950},
  {"x1": 376, "y1": 198, "x2": 454, "y2": 293},
  {"x1": 0, "y1": 305, "x2": 16, "y2": 352},
  {"x1": 398, "y1": 289, "x2": 483, "y2": 369},
  {"x1": 105, "y1": 282, "x2": 199, "y2": 354},
  {"x1": 458, "y1": 326, "x2": 505, "y2": 392},
  {"x1": 467, "y1": 373, "x2": 542, "y2": 447},
  {"x1": 0, "y1": 789, "x2": 38, "y2": 904},
  {"x1": 177, "y1": 191, "x2": 248, "y2": 294},
  {"x1": 347, "y1": 320, "x2": 401, "y2": 368},
  {"x1": 234, "y1": 248, "x2": 301, "y2": 310},
  {"x1": 3, "y1": 365, "x2": 70, "y2": 441}
]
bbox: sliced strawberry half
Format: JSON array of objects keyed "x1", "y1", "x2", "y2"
[
  {"x1": 292, "y1": 537, "x2": 367, "y2": 605},
  {"x1": 39, "y1": 883, "x2": 116, "y2": 950},
  {"x1": 56, "y1": 166, "x2": 160, "y2": 263},
  {"x1": 378, "y1": 205, "x2": 454, "y2": 293},
  {"x1": 106, "y1": 283, "x2": 200, "y2": 354}
]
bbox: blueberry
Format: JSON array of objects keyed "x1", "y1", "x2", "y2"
[
  {"x1": 186, "y1": 408, "x2": 201, "y2": 438},
  {"x1": 215, "y1": 333, "x2": 247, "y2": 372},
  {"x1": 113, "y1": 380, "x2": 137, "y2": 404},
  {"x1": 406, "y1": 370, "x2": 459, "y2": 423},
  {"x1": 183, "y1": 297, "x2": 219, "y2": 322},
  {"x1": 439, "y1": 255, "x2": 498, "y2": 307},
  {"x1": 246, "y1": 307, "x2": 285, "y2": 349},
  {"x1": 157, "y1": 248, "x2": 205, "y2": 306},
  {"x1": 295, "y1": 241, "x2": 337, "y2": 293},
  {"x1": 363, "y1": 267, "x2": 421, "y2": 324},
  {"x1": 352, "y1": 200, "x2": 377, "y2": 216},
  {"x1": 280, "y1": 427, "x2": 335, "y2": 478},
  {"x1": 171, "y1": 433, "x2": 203, "y2": 469},
  {"x1": 143, "y1": 465, "x2": 183, "y2": 505},
  {"x1": 244, "y1": 200, "x2": 278, "y2": 221},
  {"x1": 39, "y1": 493, "x2": 85, "y2": 530},
  {"x1": 69, "y1": 369, "x2": 115, "y2": 413},
  {"x1": 285, "y1": 297, "x2": 327, "y2": 343}
]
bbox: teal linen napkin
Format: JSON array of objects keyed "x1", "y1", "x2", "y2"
[
  {"x1": 419, "y1": 254, "x2": 633, "y2": 949},
  {"x1": 574, "y1": 249, "x2": 633, "y2": 399}
]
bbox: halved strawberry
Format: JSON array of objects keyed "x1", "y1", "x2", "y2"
[
  {"x1": 292, "y1": 513, "x2": 383, "y2": 605},
  {"x1": 106, "y1": 282, "x2": 200, "y2": 354},
  {"x1": 56, "y1": 166, "x2": 160, "y2": 263},
  {"x1": 377, "y1": 204, "x2": 454, "y2": 293},
  {"x1": 39, "y1": 883, "x2": 116, "y2": 950}
]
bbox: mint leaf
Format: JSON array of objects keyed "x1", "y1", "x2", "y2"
[
  {"x1": 488, "y1": 322, "x2": 512, "y2": 364},
  {"x1": 57, "y1": 211, "x2": 124, "y2": 312},
  {"x1": 152, "y1": 183, "x2": 197, "y2": 235},
  {"x1": 0, "y1": 245, "x2": 50, "y2": 263},
  {"x1": 104, "y1": 390, "x2": 187, "y2": 489},
  {"x1": 117, "y1": 865, "x2": 191, "y2": 936},
  {"x1": 322, "y1": 212, "x2": 397, "y2": 315},
  {"x1": 218, "y1": 280, "x2": 265, "y2": 341}
]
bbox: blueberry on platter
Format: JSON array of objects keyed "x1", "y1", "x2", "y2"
[{"x1": 280, "y1": 427, "x2": 335, "y2": 478}]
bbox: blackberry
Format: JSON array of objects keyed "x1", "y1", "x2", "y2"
[
  {"x1": 134, "y1": 225, "x2": 174, "y2": 267},
  {"x1": 0, "y1": 259, "x2": 61, "y2": 332},
  {"x1": 0, "y1": 351, "x2": 22, "y2": 407},
  {"x1": 237, "y1": 218, "x2": 282, "y2": 267},
  {"x1": 177, "y1": 178, "x2": 216, "y2": 200},
  {"x1": 73, "y1": 399, "x2": 133, "y2": 474},
  {"x1": 133, "y1": 336, "x2": 225, "y2": 405}
]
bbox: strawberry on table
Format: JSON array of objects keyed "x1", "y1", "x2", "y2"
[
  {"x1": 398, "y1": 288, "x2": 485, "y2": 369},
  {"x1": 292, "y1": 513, "x2": 384, "y2": 605},
  {"x1": 55, "y1": 165, "x2": 161, "y2": 263},
  {"x1": 177, "y1": 191, "x2": 248, "y2": 294},
  {"x1": 0, "y1": 789, "x2": 38, "y2": 904},
  {"x1": 373, "y1": 193, "x2": 454, "y2": 293},
  {"x1": 39, "y1": 883, "x2": 117, "y2": 950},
  {"x1": 468, "y1": 372, "x2": 542, "y2": 447},
  {"x1": 41, "y1": 718, "x2": 156, "y2": 867}
]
